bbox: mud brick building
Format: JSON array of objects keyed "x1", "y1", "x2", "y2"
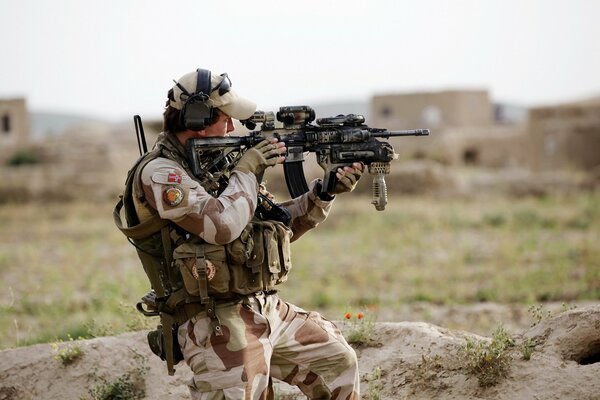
[
  {"x1": 371, "y1": 90, "x2": 600, "y2": 171},
  {"x1": 0, "y1": 98, "x2": 29, "y2": 162},
  {"x1": 529, "y1": 99, "x2": 600, "y2": 171}
]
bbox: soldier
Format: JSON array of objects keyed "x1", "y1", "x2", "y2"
[{"x1": 116, "y1": 68, "x2": 362, "y2": 399}]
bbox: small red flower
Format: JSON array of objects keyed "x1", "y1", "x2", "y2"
[
  {"x1": 345, "y1": 312, "x2": 352, "y2": 319},
  {"x1": 357, "y1": 312, "x2": 364, "y2": 320}
]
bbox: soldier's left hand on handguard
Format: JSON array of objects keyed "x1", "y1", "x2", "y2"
[{"x1": 329, "y1": 162, "x2": 364, "y2": 195}]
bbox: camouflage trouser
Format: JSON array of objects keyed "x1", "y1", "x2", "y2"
[{"x1": 177, "y1": 293, "x2": 360, "y2": 400}]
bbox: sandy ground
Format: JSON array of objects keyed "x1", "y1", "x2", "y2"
[{"x1": 1, "y1": 305, "x2": 599, "y2": 400}]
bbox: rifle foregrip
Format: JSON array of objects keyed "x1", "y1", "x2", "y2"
[
  {"x1": 372, "y1": 175, "x2": 388, "y2": 211},
  {"x1": 369, "y1": 162, "x2": 390, "y2": 211}
]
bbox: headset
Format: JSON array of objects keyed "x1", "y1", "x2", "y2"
[{"x1": 175, "y1": 68, "x2": 214, "y2": 131}]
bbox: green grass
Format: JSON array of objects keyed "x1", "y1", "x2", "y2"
[
  {"x1": 283, "y1": 192, "x2": 600, "y2": 307},
  {"x1": 0, "y1": 192, "x2": 599, "y2": 349}
]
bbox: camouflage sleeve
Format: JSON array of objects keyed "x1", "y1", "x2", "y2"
[
  {"x1": 278, "y1": 179, "x2": 334, "y2": 241},
  {"x1": 140, "y1": 157, "x2": 258, "y2": 245}
]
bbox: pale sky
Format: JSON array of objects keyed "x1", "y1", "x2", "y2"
[{"x1": 1, "y1": 0, "x2": 599, "y2": 121}]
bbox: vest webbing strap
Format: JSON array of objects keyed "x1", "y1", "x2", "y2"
[
  {"x1": 195, "y1": 246, "x2": 210, "y2": 305},
  {"x1": 160, "y1": 225, "x2": 176, "y2": 294},
  {"x1": 164, "y1": 288, "x2": 201, "y2": 312},
  {"x1": 160, "y1": 312, "x2": 178, "y2": 376}
]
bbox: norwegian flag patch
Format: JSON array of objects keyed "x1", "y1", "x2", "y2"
[{"x1": 168, "y1": 173, "x2": 182, "y2": 184}]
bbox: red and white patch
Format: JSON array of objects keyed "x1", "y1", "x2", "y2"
[{"x1": 168, "y1": 173, "x2": 182, "y2": 184}]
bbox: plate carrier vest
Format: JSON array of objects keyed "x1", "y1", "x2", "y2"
[{"x1": 113, "y1": 133, "x2": 293, "y2": 375}]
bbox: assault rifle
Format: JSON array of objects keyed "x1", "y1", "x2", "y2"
[{"x1": 187, "y1": 106, "x2": 429, "y2": 211}]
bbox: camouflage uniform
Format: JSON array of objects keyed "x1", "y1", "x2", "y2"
[
  {"x1": 134, "y1": 132, "x2": 360, "y2": 399},
  {"x1": 178, "y1": 293, "x2": 359, "y2": 400}
]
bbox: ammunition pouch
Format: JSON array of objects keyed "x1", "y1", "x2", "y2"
[
  {"x1": 172, "y1": 219, "x2": 293, "y2": 299},
  {"x1": 174, "y1": 242, "x2": 230, "y2": 299}
]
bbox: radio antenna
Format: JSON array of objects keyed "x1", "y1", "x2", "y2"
[{"x1": 133, "y1": 115, "x2": 148, "y2": 156}]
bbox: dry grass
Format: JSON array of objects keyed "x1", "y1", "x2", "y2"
[{"x1": 0, "y1": 192, "x2": 598, "y2": 349}]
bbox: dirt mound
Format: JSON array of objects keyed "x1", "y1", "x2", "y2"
[{"x1": 1, "y1": 306, "x2": 599, "y2": 399}]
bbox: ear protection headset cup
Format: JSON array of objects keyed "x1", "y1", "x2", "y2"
[{"x1": 179, "y1": 68, "x2": 214, "y2": 131}]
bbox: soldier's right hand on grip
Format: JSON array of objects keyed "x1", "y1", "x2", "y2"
[{"x1": 234, "y1": 139, "x2": 285, "y2": 177}]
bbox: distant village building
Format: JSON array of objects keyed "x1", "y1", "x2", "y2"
[
  {"x1": 370, "y1": 90, "x2": 532, "y2": 168},
  {"x1": 0, "y1": 96, "x2": 149, "y2": 201},
  {"x1": 372, "y1": 90, "x2": 494, "y2": 130},
  {"x1": 370, "y1": 90, "x2": 600, "y2": 172},
  {"x1": 529, "y1": 99, "x2": 600, "y2": 171},
  {"x1": 0, "y1": 98, "x2": 29, "y2": 153}
]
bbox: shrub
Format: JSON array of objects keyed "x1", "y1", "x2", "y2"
[
  {"x1": 83, "y1": 349, "x2": 148, "y2": 400},
  {"x1": 7, "y1": 149, "x2": 40, "y2": 166},
  {"x1": 51, "y1": 335, "x2": 83, "y2": 366},
  {"x1": 85, "y1": 373, "x2": 145, "y2": 400},
  {"x1": 366, "y1": 367, "x2": 383, "y2": 400},
  {"x1": 461, "y1": 326, "x2": 515, "y2": 387},
  {"x1": 342, "y1": 311, "x2": 376, "y2": 346}
]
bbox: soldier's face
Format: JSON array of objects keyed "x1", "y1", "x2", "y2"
[{"x1": 204, "y1": 111, "x2": 235, "y2": 137}]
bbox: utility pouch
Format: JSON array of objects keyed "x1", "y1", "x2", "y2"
[
  {"x1": 228, "y1": 222, "x2": 266, "y2": 294},
  {"x1": 275, "y1": 223, "x2": 293, "y2": 283},
  {"x1": 262, "y1": 221, "x2": 293, "y2": 285},
  {"x1": 173, "y1": 242, "x2": 230, "y2": 296},
  {"x1": 263, "y1": 223, "x2": 281, "y2": 287},
  {"x1": 226, "y1": 219, "x2": 293, "y2": 292},
  {"x1": 246, "y1": 223, "x2": 265, "y2": 274},
  {"x1": 227, "y1": 224, "x2": 255, "y2": 265}
]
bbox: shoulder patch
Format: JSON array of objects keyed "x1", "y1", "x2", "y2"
[
  {"x1": 152, "y1": 171, "x2": 181, "y2": 185},
  {"x1": 151, "y1": 170, "x2": 198, "y2": 189},
  {"x1": 167, "y1": 173, "x2": 182, "y2": 184},
  {"x1": 163, "y1": 186, "x2": 185, "y2": 207}
]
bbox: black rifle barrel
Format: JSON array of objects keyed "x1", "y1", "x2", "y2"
[
  {"x1": 188, "y1": 128, "x2": 430, "y2": 150},
  {"x1": 373, "y1": 129, "x2": 430, "y2": 138}
]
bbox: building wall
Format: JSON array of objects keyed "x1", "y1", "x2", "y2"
[
  {"x1": 0, "y1": 122, "x2": 143, "y2": 202},
  {"x1": 371, "y1": 90, "x2": 494, "y2": 131},
  {"x1": 529, "y1": 102, "x2": 600, "y2": 170},
  {"x1": 0, "y1": 98, "x2": 29, "y2": 150},
  {"x1": 369, "y1": 90, "x2": 528, "y2": 168},
  {"x1": 440, "y1": 126, "x2": 530, "y2": 168}
]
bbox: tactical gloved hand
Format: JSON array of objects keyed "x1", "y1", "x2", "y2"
[
  {"x1": 234, "y1": 139, "x2": 285, "y2": 177},
  {"x1": 328, "y1": 162, "x2": 364, "y2": 195}
]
